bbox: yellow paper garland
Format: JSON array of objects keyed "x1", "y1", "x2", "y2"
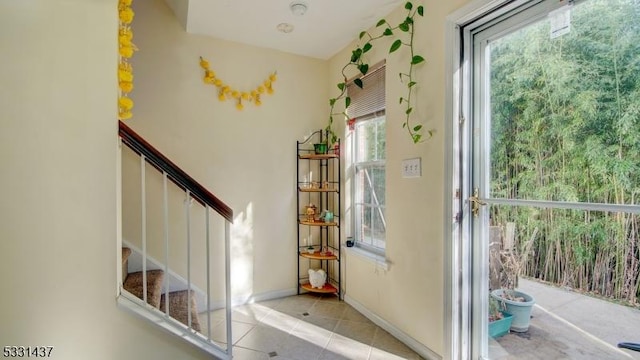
[
  {"x1": 199, "y1": 56, "x2": 276, "y2": 110},
  {"x1": 118, "y1": 0, "x2": 137, "y2": 120}
]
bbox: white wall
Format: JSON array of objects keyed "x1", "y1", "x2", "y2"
[
  {"x1": 329, "y1": 0, "x2": 470, "y2": 357},
  {"x1": 0, "y1": 0, "x2": 215, "y2": 359},
  {"x1": 125, "y1": 0, "x2": 328, "y2": 302}
]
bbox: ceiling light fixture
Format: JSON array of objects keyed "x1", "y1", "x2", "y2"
[
  {"x1": 289, "y1": 2, "x2": 308, "y2": 16},
  {"x1": 276, "y1": 22, "x2": 294, "y2": 33}
]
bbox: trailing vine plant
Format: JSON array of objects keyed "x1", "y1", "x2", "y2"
[{"x1": 326, "y1": 1, "x2": 429, "y2": 145}]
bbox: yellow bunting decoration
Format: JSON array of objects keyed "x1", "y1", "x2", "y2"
[
  {"x1": 199, "y1": 56, "x2": 276, "y2": 110},
  {"x1": 118, "y1": 0, "x2": 137, "y2": 120}
]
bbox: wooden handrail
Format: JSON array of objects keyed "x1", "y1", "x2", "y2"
[{"x1": 118, "y1": 120, "x2": 233, "y2": 223}]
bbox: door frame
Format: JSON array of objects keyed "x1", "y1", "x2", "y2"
[
  {"x1": 445, "y1": 0, "x2": 640, "y2": 359},
  {"x1": 444, "y1": 1, "x2": 551, "y2": 359}
]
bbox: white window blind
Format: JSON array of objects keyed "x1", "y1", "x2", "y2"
[{"x1": 347, "y1": 64, "x2": 386, "y2": 119}]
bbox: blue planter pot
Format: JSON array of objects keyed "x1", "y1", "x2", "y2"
[
  {"x1": 491, "y1": 289, "x2": 535, "y2": 332},
  {"x1": 489, "y1": 311, "x2": 513, "y2": 338}
]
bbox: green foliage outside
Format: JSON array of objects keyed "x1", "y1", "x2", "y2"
[
  {"x1": 355, "y1": 117, "x2": 386, "y2": 249},
  {"x1": 489, "y1": 0, "x2": 640, "y2": 305}
]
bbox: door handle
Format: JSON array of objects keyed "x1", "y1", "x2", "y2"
[{"x1": 469, "y1": 188, "x2": 486, "y2": 217}]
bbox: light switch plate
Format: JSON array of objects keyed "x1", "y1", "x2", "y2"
[{"x1": 402, "y1": 158, "x2": 421, "y2": 178}]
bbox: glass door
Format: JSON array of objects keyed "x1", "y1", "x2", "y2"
[{"x1": 463, "y1": 0, "x2": 640, "y2": 358}]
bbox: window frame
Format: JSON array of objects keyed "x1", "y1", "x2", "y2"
[{"x1": 350, "y1": 112, "x2": 386, "y2": 256}]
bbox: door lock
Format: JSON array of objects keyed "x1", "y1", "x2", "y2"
[{"x1": 469, "y1": 188, "x2": 487, "y2": 217}]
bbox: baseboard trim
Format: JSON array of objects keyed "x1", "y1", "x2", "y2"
[
  {"x1": 344, "y1": 294, "x2": 443, "y2": 360},
  {"x1": 202, "y1": 288, "x2": 299, "y2": 312},
  {"x1": 239, "y1": 288, "x2": 298, "y2": 305}
]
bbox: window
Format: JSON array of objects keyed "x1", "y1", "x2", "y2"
[{"x1": 348, "y1": 64, "x2": 386, "y2": 254}]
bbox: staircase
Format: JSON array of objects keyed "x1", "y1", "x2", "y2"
[
  {"x1": 121, "y1": 247, "x2": 201, "y2": 331},
  {"x1": 118, "y1": 120, "x2": 233, "y2": 359}
]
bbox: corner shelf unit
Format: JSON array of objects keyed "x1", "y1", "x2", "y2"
[{"x1": 296, "y1": 130, "x2": 341, "y2": 298}]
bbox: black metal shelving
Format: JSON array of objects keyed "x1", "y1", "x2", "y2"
[{"x1": 296, "y1": 130, "x2": 341, "y2": 298}]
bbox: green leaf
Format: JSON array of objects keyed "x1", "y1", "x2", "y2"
[
  {"x1": 337, "y1": 83, "x2": 345, "y2": 91},
  {"x1": 405, "y1": 2, "x2": 413, "y2": 10},
  {"x1": 413, "y1": 124, "x2": 422, "y2": 131},
  {"x1": 331, "y1": 135, "x2": 338, "y2": 143},
  {"x1": 362, "y1": 42, "x2": 372, "y2": 53},
  {"x1": 399, "y1": 97, "x2": 404, "y2": 104},
  {"x1": 345, "y1": 96, "x2": 351, "y2": 108},
  {"x1": 406, "y1": 107, "x2": 413, "y2": 115},
  {"x1": 383, "y1": 28, "x2": 393, "y2": 36},
  {"x1": 403, "y1": 122, "x2": 407, "y2": 128},
  {"x1": 329, "y1": 98, "x2": 336, "y2": 106},
  {"x1": 406, "y1": 16, "x2": 413, "y2": 24},
  {"x1": 408, "y1": 81, "x2": 417, "y2": 87},
  {"x1": 376, "y1": 19, "x2": 386, "y2": 27},
  {"x1": 411, "y1": 55, "x2": 425, "y2": 64},
  {"x1": 351, "y1": 48, "x2": 363, "y2": 62},
  {"x1": 389, "y1": 39, "x2": 402, "y2": 53},
  {"x1": 358, "y1": 64, "x2": 369, "y2": 75},
  {"x1": 354, "y1": 78, "x2": 363, "y2": 89},
  {"x1": 412, "y1": 134, "x2": 422, "y2": 143},
  {"x1": 399, "y1": 22, "x2": 410, "y2": 32},
  {"x1": 359, "y1": 31, "x2": 367, "y2": 39},
  {"x1": 417, "y1": 5, "x2": 424, "y2": 16},
  {"x1": 350, "y1": 52, "x2": 357, "y2": 63}
]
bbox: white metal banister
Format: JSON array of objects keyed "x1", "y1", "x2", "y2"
[
  {"x1": 205, "y1": 206, "x2": 212, "y2": 341},
  {"x1": 185, "y1": 190, "x2": 192, "y2": 329},
  {"x1": 225, "y1": 220, "x2": 232, "y2": 355},
  {"x1": 163, "y1": 171, "x2": 170, "y2": 316},
  {"x1": 118, "y1": 121, "x2": 234, "y2": 359},
  {"x1": 141, "y1": 155, "x2": 147, "y2": 305}
]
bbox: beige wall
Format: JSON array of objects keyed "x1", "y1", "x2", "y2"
[
  {"x1": 125, "y1": 0, "x2": 329, "y2": 301},
  {"x1": 0, "y1": 0, "x2": 215, "y2": 359},
  {"x1": 329, "y1": 0, "x2": 470, "y2": 357}
]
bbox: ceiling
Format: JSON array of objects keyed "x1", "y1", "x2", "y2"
[{"x1": 164, "y1": 0, "x2": 405, "y2": 60}]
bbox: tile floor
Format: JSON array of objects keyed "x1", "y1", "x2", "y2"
[{"x1": 199, "y1": 293, "x2": 424, "y2": 360}]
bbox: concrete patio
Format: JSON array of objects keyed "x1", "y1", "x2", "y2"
[{"x1": 490, "y1": 278, "x2": 640, "y2": 359}]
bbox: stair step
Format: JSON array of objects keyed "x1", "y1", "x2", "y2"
[
  {"x1": 121, "y1": 248, "x2": 132, "y2": 283},
  {"x1": 123, "y1": 270, "x2": 164, "y2": 309},
  {"x1": 159, "y1": 290, "x2": 201, "y2": 332},
  {"x1": 122, "y1": 247, "x2": 132, "y2": 263}
]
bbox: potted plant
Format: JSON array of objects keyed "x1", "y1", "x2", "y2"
[
  {"x1": 313, "y1": 142, "x2": 328, "y2": 155},
  {"x1": 490, "y1": 226, "x2": 538, "y2": 333},
  {"x1": 489, "y1": 296, "x2": 513, "y2": 338}
]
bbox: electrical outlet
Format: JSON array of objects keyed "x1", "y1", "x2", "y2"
[{"x1": 402, "y1": 158, "x2": 421, "y2": 178}]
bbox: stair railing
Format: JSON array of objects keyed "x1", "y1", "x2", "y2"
[{"x1": 118, "y1": 120, "x2": 233, "y2": 360}]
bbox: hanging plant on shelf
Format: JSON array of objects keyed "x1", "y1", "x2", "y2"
[
  {"x1": 118, "y1": 0, "x2": 137, "y2": 120},
  {"x1": 199, "y1": 56, "x2": 277, "y2": 110},
  {"x1": 326, "y1": 1, "x2": 431, "y2": 145}
]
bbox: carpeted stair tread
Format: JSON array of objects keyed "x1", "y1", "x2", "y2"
[
  {"x1": 123, "y1": 270, "x2": 164, "y2": 308},
  {"x1": 121, "y1": 248, "x2": 132, "y2": 283},
  {"x1": 160, "y1": 290, "x2": 201, "y2": 332}
]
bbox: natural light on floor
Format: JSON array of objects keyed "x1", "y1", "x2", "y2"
[{"x1": 200, "y1": 295, "x2": 422, "y2": 359}]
